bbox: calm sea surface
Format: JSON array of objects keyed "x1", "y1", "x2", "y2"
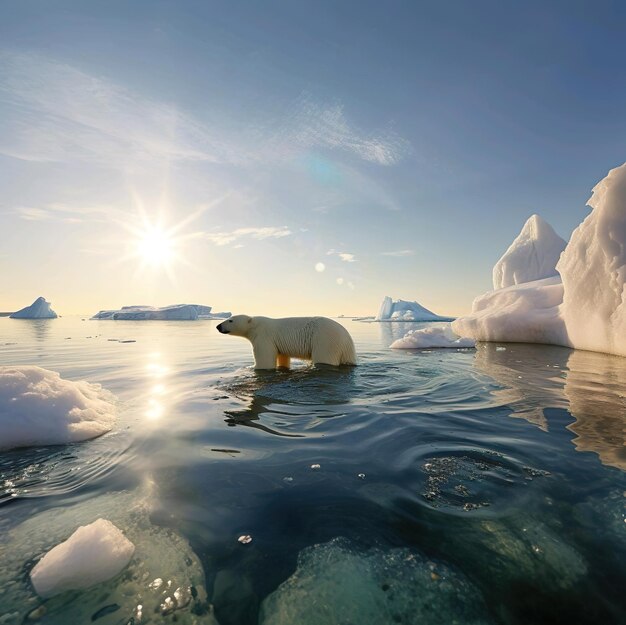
[{"x1": 0, "y1": 317, "x2": 625, "y2": 625}]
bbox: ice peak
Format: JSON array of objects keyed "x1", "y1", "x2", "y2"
[{"x1": 492, "y1": 214, "x2": 566, "y2": 290}]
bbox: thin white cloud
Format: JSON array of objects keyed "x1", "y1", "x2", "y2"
[
  {"x1": 327, "y1": 249, "x2": 357, "y2": 262},
  {"x1": 381, "y1": 249, "x2": 415, "y2": 257},
  {"x1": 0, "y1": 52, "x2": 409, "y2": 169},
  {"x1": 275, "y1": 95, "x2": 409, "y2": 166},
  {"x1": 202, "y1": 226, "x2": 292, "y2": 247}
]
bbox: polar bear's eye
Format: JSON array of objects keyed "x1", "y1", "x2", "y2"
[{"x1": 228, "y1": 320, "x2": 233, "y2": 323}]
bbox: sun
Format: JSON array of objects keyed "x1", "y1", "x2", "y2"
[{"x1": 136, "y1": 227, "x2": 175, "y2": 267}]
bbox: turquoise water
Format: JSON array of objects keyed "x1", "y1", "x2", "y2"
[{"x1": 0, "y1": 317, "x2": 625, "y2": 625}]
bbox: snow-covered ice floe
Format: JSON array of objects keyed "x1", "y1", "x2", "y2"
[
  {"x1": 9, "y1": 296, "x2": 58, "y2": 319},
  {"x1": 452, "y1": 162, "x2": 626, "y2": 358},
  {"x1": 375, "y1": 296, "x2": 454, "y2": 322},
  {"x1": 390, "y1": 325, "x2": 476, "y2": 349},
  {"x1": 91, "y1": 304, "x2": 231, "y2": 320},
  {"x1": 0, "y1": 366, "x2": 116, "y2": 450},
  {"x1": 30, "y1": 519, "x2": 134, "y2": 598},
  {"x1": 259, "y1": 537, "x2": 492, "y2": 625}
]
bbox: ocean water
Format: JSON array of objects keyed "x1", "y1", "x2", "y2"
[{"x1": 0, "y1": 317, "x2": 625, "y2": 625}]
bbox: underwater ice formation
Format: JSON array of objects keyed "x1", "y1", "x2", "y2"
[
  {"x1": 259, "y1": 537, "x2": 492, "y2": 625},
  {"x1": 0, "y1": 365, "x2": 116, "y2": 450},
  {"x1": 9, "y1": 296, "x2": 57, "y2": 319}
]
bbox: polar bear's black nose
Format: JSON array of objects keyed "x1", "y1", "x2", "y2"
[{"x1": 216, "y1": 322, "x2": 228, "y2": 334}]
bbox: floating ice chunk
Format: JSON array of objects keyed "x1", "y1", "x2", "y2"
[
  {"x1": 492, "y1": 215, "x2": 566, "y2": 290},
  {"x1": 556, "y1": 162, "x2": 626, "y2": 356},
  {"x1": 0, "y1": 366, "x2": 116, "y2": 450},
  {"x1": 91, "y1": 304, "x2": 230, "y2": 320},
  {"x1": 375, "y1": 296, "x2": 454, "y2": 322},
  {"x1": 30, "y1": 519, "x2": 134, "y2": 598},
  {"x1": 391, "y1": 324, "x2": 476, "y2": 349},
  {"x1": 10, "y1": 296, "x2": 57, "y2": 319},
  {"x1": 259, "y1": 537, "x2": 492, "y2": 625},
  {"x1": 452, "y1": 277, "x2": 565, "y2": 345}
]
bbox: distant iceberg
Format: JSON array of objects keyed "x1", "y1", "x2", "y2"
[
  {"x1": 375, "y1": 296, "x2": 454, "y2": 322},
  {"x1": 453, "y1": 162, "x2": 626, "y2": 358},
  {"x1": 10, "y1": 296, "x2": 57, "y2": 319},
  {"x1": 91, "y1": 304, "x2": 231, "y2": 321}
]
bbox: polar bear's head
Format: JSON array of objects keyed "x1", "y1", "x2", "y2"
[{"x1": 216, "y1": 315, "x2": 253, "y2": 337}]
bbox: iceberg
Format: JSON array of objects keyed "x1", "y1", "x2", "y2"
[
  {"x1": 9, "y1": 296, "x2": 57, "y2": 319},
  {"x1": 375, "y1": 296, "x2": 454, "y2": 321},
  {"x1": 90, "y1": 304, "x2": 231, "y2": 320},
  {"x1": 453, "y1": 162, "x2": 626, "y2": 358},
  {"x1": 492, "y1": 214, "x2": 566, "y2": 290},
  {"x1": 390, "y1": 325, "x2": 476, "y2": 349},
  {"x1": 0, "y1": 366, "x2": 116, "y2": 450},
  {"x1": 30, "y1": 519, "x2": 135, "y2": 598}
]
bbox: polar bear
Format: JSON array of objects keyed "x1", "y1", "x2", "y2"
[{"x1": 216, "y1": 315, "x2": 357, "y2": 369}]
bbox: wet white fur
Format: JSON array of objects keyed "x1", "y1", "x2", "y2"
[{"x1": 221, "y1": 315, "x2": 357, "y2": 369}]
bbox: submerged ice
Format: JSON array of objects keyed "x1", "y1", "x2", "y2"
[
  {"x1": 259, "y1": 537, "x2": 492, "y2": 625},
  {"x1": 390, "y1": 324, "x2": 476, "y2": 349},
  {"x1": 0, "y1": 366, "x2": 116, "y2": 450},
  {"x1": 10, "y1": 296, "x2": 57, "y2": 319},
  {"x1": 453, "y1": 162, "x2": 626, "y2": 358}
]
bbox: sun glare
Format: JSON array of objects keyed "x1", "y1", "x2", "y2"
[{"x1": 136, "y1": 228, "x2": 174, "y2": 266}]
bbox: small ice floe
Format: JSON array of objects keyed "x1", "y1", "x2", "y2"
[
  {"x1": 390, "y1": 325, "x2": 475, "y2": 349},
  {"x1": 310, "y1": 464, "x2": 321, "y2": 470},
  {"x1": 238, "y1": 535, "x2": 253, "y2": 545},
  {"x1": 9, "y1": 296, "x2": 58, "y2": 319},
  {"x1": 30, "y1": 519, "x2": 134, "y2": 598},
  {"x1": 0, "y1": 365, "x2": 116, "y2": 450},
  {"x1": 357, "y1": 473, "x2": 366, "y2": 480}
]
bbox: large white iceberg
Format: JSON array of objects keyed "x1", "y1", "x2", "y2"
[
  {"x1": 453, "y1": 162, "x2": 626, "y2": 358},
  {"x1": 376, "y1": 296, "x2": 454, "y2": 321},
  {"x1": 0, "y1": 366, "x2": 116, "y2": 450},
  {"x1": 492, "y1": 214, "x2": 566, "y2": 289},
  {"x1": 91, "y1": 304, "x2": 231, "y2": 320},
  {"x1": 30, "y1": 518, "x2": 135, "y2": 598},
  {"x1": 10, "y1": 296, "x2": 57, "y2": 319}
]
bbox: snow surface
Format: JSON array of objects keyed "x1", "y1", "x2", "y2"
[
  {"x1": 10, "y1": 296, "x2": 57, "y2": 319},
  {"x1": 375, "y1": 296, "x2": 453, "y2": 322},
  {"x1": 0, "y1": 366, "x2": 116, "y2": 450},
  {"x1": 453, "y1": 163, "x2": 626, "y2": 358},
  {"x1": 492, "y1": 215, "x2": 566, "y2": 290},
  {"x1": 390, "y1": 324, "x2": 476, "y2": 349},
  {"x1": 91, "y1": 304, "x2": 231, "y2": 320},
  {"x1": 30, "y1": 519, "x2": 134, "y2": 598}
]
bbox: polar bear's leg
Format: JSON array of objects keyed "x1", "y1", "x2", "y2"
[
  {"x1": 252, "y1": 342, "x2": 278, "y2": 370},
  {"x1": 311, "y1": 336, "x2": 341, "y2": 366},
  {"x1": 276, "y1": 354, "x2": 291, "y2": 368}
]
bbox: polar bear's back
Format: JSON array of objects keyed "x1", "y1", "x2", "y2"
[{"x1": 255, "y1": 316, "x2": 356, "y2": 365}]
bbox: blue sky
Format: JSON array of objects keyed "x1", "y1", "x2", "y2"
[{"x1": 1, "y1": 0, "x2": 625, "y2": 316}]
